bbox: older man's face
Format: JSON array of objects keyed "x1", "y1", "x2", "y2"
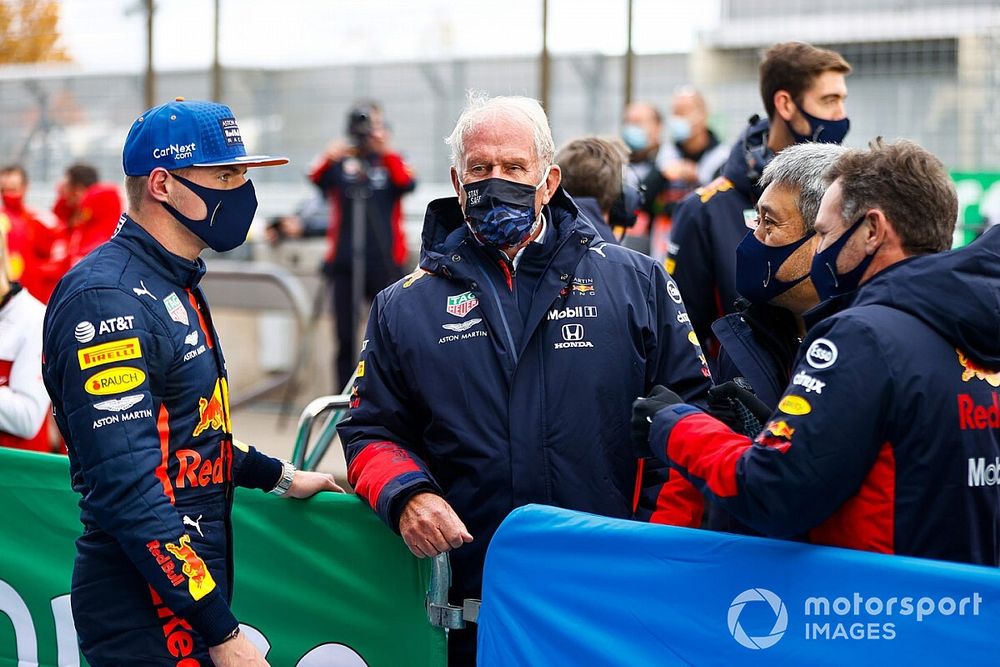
[
  {"x1": 754, "y1": 181, "x2": 820, "y2": 312},
  {"x1": 452, "y1": 116, "x2": 558, "y2": 216}
]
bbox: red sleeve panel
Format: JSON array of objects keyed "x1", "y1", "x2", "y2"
[{"x1": 347, "y1": 440, "x2": 435, "y2": 529}]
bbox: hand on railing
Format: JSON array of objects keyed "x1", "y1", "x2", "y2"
[
  {"x1": 286, "y1": 470, "x2": 344, "y2": 498},
  {"x1": 400, "y1": 492, "x2": 473, "y2": 558}
]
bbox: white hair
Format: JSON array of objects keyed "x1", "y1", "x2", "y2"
[
  {"x1": 446, "y1": 91, "x2": 555, "y2": 176},
  {"x1": 759, "y1": 142, "x2": 847, "y2": 231}
]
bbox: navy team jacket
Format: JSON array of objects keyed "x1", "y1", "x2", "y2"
[
  {"x1": 338, "y1": 188, "x2": 711, "y2": 597},
  {"x1": 41, "y1": 217, "x2": 281, "y2": 650},
  {"x1": 650, "y1": 228, "x2": 1000, "y2": 565}
]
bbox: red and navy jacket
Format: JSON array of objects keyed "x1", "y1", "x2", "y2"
[
  {"x1": 41, "y1": 216, "x2": 282, "y2": 650},
  {"x1": 649, "y1": 228, "x2": 1000, "y2": 565},
  {"x1": 338, "y1": 189, "x2": 711, "y2": 599},
  {"x1": 309, "y1": 150, "x2": 416, "y2": 274},
  {"x1": 667, "y1": 118, "x2": 769, "y2": 361}
]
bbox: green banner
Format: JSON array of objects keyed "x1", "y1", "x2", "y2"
[
  {"x1": 951, "y1": 171, "x2": 1000, "y2": 247},
  {"x1": 0, "y1": 448, "x2": 446, "y2": 666}
]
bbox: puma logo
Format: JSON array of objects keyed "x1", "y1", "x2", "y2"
[
  {"x1": 133, "y1": 280, "x2": 157, "y2": 300},
  {"x1": 183, "y1": 514, "x2": 204, "y2": 537}
]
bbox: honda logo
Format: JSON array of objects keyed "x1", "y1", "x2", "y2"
[{"x1": 562, "y1": 323, "x2": 584, "y2": 341}]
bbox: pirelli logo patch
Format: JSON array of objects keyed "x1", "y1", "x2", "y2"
[{"x1": 78, "y1": 337, "x2": 143, "y2": 370}]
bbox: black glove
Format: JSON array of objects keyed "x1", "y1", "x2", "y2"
[
  {"x1": 706, "y1": 378, "x2": 772, "y2": 437},
  {"x1": 631, "y1": 385, "x2": 684, "y2": 457}
]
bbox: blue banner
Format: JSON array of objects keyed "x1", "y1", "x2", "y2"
[{"x1": 478, "y1": 505, "x2": 1000, "y2": 666}]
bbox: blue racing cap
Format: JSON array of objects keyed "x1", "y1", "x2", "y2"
[{"x1": 122, "y1": 97, "x2": 288, "y2": 176}]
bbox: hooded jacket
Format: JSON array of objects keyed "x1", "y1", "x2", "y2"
[
  {"x1": 339, "y1": 188, "x2": 711, "y2": 599},
  {"x1": 650, "y1": 228, "x2": 1000, "y2": 564},
  {"x1": 667, "y1": 118, "x2": 770, "y2": 360}
]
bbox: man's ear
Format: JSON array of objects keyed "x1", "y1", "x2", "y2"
[
  {"x1": 773, "y1": 90, "x2": 797, "y2": 123},
  {"x1": 865, "y1": 209, "x2": 894, "y2": 255},
  {"x1": 147, "y1": 168, "x2": 170, "y2": 203},
  {"x1": 541, "y1": 164, "x2": 561, "y2": 205},
  {"x1": 450, "y1": 166, "x2": 462, "y2": 197}
]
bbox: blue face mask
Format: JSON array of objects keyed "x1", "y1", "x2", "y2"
[
  {"x1": 622, "y1": 124, "x2": 649, "y2": 152},
  {"x1": 668, "y1": 116, "x2": 693, "y2": 143},
  {"x1": 735, "y1": 229, "x2": 815, "y2": 305},
  {"x1": 161, "y1": 173, "x2": 258, "y2": 253},
  {"x1": 810, "y1": 214, "x2": 875, "y2": 301},
  {"x1": 790, "y1": 106, "x2": 850, "y2": 145},
  {"x1": 462, "y1": 168, "x2": 549, "y2": 249}
]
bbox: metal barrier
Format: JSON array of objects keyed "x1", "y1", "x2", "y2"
[
  {"x1": 291, "y1": 393, "x2": 480, "y2": 632},
  {"x1": 199, "y1": 260, "x2": 312, "y2": 409}
]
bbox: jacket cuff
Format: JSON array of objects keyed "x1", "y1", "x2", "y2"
[
  {"x1": 387, "y1": 481, "x2": 438, "y2": 534},
  {"x1": 235, "y1": 446, "x2": 283, "y2": 491},
  {"x1": 183, "y1": 590, "x2": 239, "y2": 646},
  {"x1": 649, "y1": 403, "x2": 702, "y2": 463}
]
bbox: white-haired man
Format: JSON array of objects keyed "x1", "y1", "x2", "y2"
[{"x1": 339, "y1": 93, "x2": 711, "y2": 664}]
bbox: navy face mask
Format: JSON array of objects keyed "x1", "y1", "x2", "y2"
[
  {"x1": 810, "y1": 214, "x2": 875, "y2": 301},
  {"x1": 161, "y1": 173, "x2": 258, "y2": 253},
  {"x1": 461, "y1": 168, "x2": 548, "y2": 249},
  {"x1": 735, "y1": 229, "x2": 815, "y2": 305},
  {"x1": 789, "y1": 106, "x2": 850, "y2": 145}
]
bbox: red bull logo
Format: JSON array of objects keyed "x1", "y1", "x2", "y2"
[
  {"x1": 958, "y1": 350, "x2": 1000, "y2": 388},
  {"x1": 766, "y1": 420, "x2": 796, "y2": 440},
  {"x1": 175, "y1": 442, "x2": 228, "y2": 488},
  {"x1": 192, "y1": 377, "x2": 231, "y2": 437},
  {"x1": 146, "y1": 539, "x2": 185, "y2": 587},
  {"x1": 165, "y1": 534, "x2": 216, "y2": 601}
]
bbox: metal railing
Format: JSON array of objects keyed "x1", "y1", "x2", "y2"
[
  {"x1": 290, "y1": 391, "x2": 480, "y2": 631},
  {"x1": 199, "y1": 260, "x2": 313, "y2": 410}
]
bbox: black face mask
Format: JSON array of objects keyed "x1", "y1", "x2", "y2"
[
  {"x1": 810, "y1": 214, "x2": 874, "y2": 301},
  {"x1": 789, "y1": 106, "x2": 850, "y2": 145},
  {"x1": 735, "y1": 229, "x2": 815, "y2": 304}
]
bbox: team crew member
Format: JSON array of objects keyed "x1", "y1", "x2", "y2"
[
  {"x1": 340, "y1": 93, "x2": 711, "y2": 664},
  {"x1": 309, "y1": 102, "x2": 417, "y2": 389},
  {"x1": 42, "y1": 99, "x2": 341, "y2": 666},
  {"x1": 668, "y1": 42, "x2": 851, "y2": 362},
  {"x1": 0, "y1": 223, "x2": 49, "y2": 451},
  {"x1": 635, "y1": 139, "x2": 1000, "y2": 565}
]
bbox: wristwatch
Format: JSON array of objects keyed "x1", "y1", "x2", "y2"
[{"x1": 269, "y1": 460, "x2": 296, "y2": 497}]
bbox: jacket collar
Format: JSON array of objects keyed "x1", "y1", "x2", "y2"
[{"x1": 110, "y1": 214, "x2": 207, "y2": 289}]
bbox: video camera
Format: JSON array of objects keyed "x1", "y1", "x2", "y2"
[{"x1": 347, "y1": 105, "x2": 375, "y2": 148}]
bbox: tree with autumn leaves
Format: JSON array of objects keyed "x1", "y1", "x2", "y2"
[{"x1": 0, "y1": 0, "x2": 71, "y2": 64}]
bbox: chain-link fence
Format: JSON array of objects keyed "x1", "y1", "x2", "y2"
[{"x1": 2, "y1": 0, "x2": 999, "y2": 215}]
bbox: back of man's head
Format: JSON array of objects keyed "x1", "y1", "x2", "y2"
[
  {"x1": 826, "y1": 138, "x2": 956, "y2": 254},
  {"x1": 446, "y1": 92, "x2": 555, "y2": 173},
  {"x1": 759, "y1": 42, "x2": 851, "y2": 121},
  {"x1": 556, "y1": 137, "x2": 628, "y2": 214},
  {"x1": 65, "y1": 163, "x2": 99, "y2": 189},
  {"x1": 760, "y1": 142, "x2": 846, "y2": 231}
]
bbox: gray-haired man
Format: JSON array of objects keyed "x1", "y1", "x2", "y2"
[{"x1": 338, "y1": 93, "x2": 711, "y2": 664}]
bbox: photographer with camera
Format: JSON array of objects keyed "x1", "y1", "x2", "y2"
[{"x1": 309, "y1": 102, "x2": 416, "y2": 389}]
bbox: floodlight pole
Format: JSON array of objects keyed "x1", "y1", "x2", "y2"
[
  {"x1": 624, "y1": 0, "x2": 634, "y2": 105},
  {"x1": 540, "y1": 0, "x2": 550, "y2": 111},
  {"x1": 144, "y1": 0, "x2": 155, "y2": 109},
  {"x1": 212, "y1": 0, "x2": 222, "y2": 101}
]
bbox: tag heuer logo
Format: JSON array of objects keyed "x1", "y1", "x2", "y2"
[{"x1": 446, "y1": 291, "x2": 479, "y2": 318}]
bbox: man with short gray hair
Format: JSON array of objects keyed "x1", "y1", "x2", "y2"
[
  {"x1": 340, "y1": 92, "x2": 711, "y2": 664},
  {"x1": 714, "y1": 142, "x2": 846, "y2": 410}
]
